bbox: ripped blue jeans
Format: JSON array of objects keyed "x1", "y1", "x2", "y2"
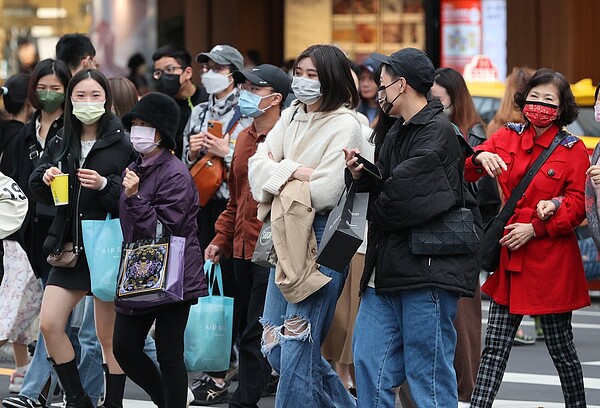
[{"x1": 260, "y1": 214, "x2": 356, "y2": 408}]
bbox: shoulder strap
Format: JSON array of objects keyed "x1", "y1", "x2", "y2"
[
  {"x1": 225, "y1": 105, "x2": 243, "y2": 135},
  {"x1": 496, "y1": 129, "x2": 568, "y2": 224}
]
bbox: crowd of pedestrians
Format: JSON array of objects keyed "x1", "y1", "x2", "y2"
[{"x1": 0, "y1": 31, "x2": 595, "y2": 408}]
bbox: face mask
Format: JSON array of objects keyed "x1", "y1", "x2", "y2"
[
  {"x1": 292, "y1": 76, "x2": 321, "y2": 105},
  {"x1": 443, "y1": 104, "x2": 453, "y2": 118},
  {"x1": 523, "y1": 101, "x2": 558, "y2": 128},
  {"x1": 202, "y1": 70, "x2": 232, "y2": 95},
  {"x1": 130, "y1": 125, "x2": 158, "y2": 154},
  {"x1": 72, "y1": 100, "x2": 106, "y2": 125},
  {"x1": 595, "y1": 105, "x2": 600, "y2": 123},
  {"x1": 37, "y1": 90, "x2": 65, "y2": 112},
  {"x1": 155, "y1": 73, "x2": 181, "y2": 97},
  {"x1": 238, "y1": 90, "x2": 275, "y2": 118},
  {"x1": 377, "y1": 78, "x2": 402, "y2": 116}
]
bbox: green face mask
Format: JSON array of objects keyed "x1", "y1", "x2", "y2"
[
  {"x1": 37, "y1": 90, "x2": 65, "y2": 112},
  {"x1": 71, "y1": 100, "x2": 106, "y2": 125}
]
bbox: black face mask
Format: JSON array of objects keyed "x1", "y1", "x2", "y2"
[{"x1": 155, "y1": 73, "x2": 181, "y2": 97}]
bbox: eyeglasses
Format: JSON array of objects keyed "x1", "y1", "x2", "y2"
[
  {"x1": 153, "y1": 65, "x2": 183, "y2": 80},
  {"x1": 201, "y1": 63, "x2": 229, "y2": 73}
]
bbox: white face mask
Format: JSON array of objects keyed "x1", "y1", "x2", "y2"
[
  {"x1": 595, "y1": 105, "x2": 600, "y2": 123},
  {"x1": 291, "y1": 76, "x2": 322, "y2": 105},
  {"x1": 130, "y1": 126, "x2": 158, "y2": 154},
  {"x1": 201, "y1": 70, "x2": 232, "y2": 95}
]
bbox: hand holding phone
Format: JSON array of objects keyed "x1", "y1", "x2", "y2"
[
  {"x1": 355, "y1": 154, "x2": 382, "y2": 179},
  {"x1": 207, "y1": 120, "x2": 223, "y2": 138}
]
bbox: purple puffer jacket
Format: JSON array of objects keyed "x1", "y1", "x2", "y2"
[{"x1": 117, "y1": 148, "x2": 206, "y2": 315}]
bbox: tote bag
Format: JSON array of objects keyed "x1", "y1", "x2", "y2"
[
  {"x1": 81, "y1": 215, "x2": 123, "y2": 301},
  {"x1": 184, "y1": 260, "x2": 234, "y2": 372},
  {"x1": 115, "y1": 221, "x2": 185, "y2": 308}
]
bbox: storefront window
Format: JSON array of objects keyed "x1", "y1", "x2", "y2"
[
  {"x1": 332, "y1": 0, "x2": 425, "y2": 62},
  {"x1": 0, "y1": 0, "x2": 92, "y2": 78}
]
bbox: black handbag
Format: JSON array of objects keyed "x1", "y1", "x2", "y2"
[
  {"x1": 480, "y1": 130, "x2": 568, "y2": 272},
  {"x1": 409, "y1": 206, "x2": 478, "y2": 255}
]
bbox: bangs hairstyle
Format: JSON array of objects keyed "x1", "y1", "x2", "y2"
[
  {"x1": 515, "y1": 68, "x2": 578, "y2": 127},
  {"x1": 60, "y1": 69, "x2": 114, "y2": 162},
  {"x1": 293, "y1": 45, "x2": 359, "y2": 112},
  {"x1": 2, "y1": 73, "x2": 30, "y2": 115},
  {"x1": 28, "y1": 58, "x2": 71, "y2": 111},
  {"x1": 434, "y1": 67, "x2": 484, "y2": 137},
  {"x1": 152, "y1": 44, "x2": 192, "y2": 68},
  {"x1": 108, "y1": 77, "x2": 139, "y2": 117}
]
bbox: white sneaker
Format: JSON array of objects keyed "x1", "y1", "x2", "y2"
[{"x1": 458, "y1": 401, "x2": 471, "y2": 408}]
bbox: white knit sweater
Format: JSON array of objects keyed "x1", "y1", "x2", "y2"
[{"x1": 248, "y1": 101, "x2": 365, "y2": 212}]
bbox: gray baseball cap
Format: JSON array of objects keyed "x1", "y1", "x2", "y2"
[{"x1": 196, "y1": 45, "x2": 244, "y2": 71}]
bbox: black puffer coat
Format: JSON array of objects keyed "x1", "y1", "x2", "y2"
[
  {"x1": 359, "y1": 99, "x2": 482, "y2": 297},
  {"x1": 28, "y1": 114, "x2": 136, "y2": 255}
]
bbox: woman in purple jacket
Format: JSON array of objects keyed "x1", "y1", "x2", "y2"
[{"x1": 113, "y1": 92, "x2": 207, "y2": 408}]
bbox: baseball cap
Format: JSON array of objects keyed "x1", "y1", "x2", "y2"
[
  {"x1": 371, "y1": 48, "x2": 434, "y2": 95},
  {"x1": 360, "y1": 57, "x2": 381, "y2": 74},
  {"x1": 233, "y1": 64, "x2": 291, "y2": 97},
  {"x1": 196, "y1": 45, "x2": 244, "y2": 71}
]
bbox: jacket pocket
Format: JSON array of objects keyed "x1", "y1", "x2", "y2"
[{"x1": 533, "y1": 161, "x2": 564, "y2": 194}]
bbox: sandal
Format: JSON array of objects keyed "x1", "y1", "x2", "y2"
[{"x1": 513, "y1": 329, "x2": 535, "y2": 345}]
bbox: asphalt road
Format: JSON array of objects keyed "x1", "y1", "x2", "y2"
[{"x1": 1, "y1": 297, "x2": 599, "y2": 407}]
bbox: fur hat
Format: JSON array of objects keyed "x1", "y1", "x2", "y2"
[{"x1": 122, "y1": 92, "x2": 180, "y2": 149}]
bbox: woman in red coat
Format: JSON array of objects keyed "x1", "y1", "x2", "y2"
[{"x1": 465, "y1": 68, "x2": 590, "y2": 407}]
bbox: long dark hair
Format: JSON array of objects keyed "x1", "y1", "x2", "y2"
[
  {"x1": 433, "y1": 67, "x2": 484, "y2": 137},
  {"x1": 293, "y1": 44, "x2": 359, "y2": 112},
  {"x1": 514, "y1": 68, "x2": 578, "y2": 127},
  {"x1": 60, "y1": 69, "x2": 113, "y2": 162},
  {"x1": 368, "y1": 64, "x2": 396, "y2": 160}
]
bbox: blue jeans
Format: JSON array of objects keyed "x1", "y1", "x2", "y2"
[
  {"x1": 260, "y1": 214, "x2": 356, "y2": 408},
  {"x1": 353, "y1": 287, "x2": 459, "y2": 408}
]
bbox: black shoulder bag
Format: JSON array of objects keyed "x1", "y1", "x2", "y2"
[{"x1": 481, "y1": 130, "x2": 568, "y2": 272}]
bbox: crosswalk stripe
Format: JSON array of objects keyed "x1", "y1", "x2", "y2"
[
  {"x1": 583, "y1": 361, "x2": 600, "y2": 366},
  {"x1": 503, "y1": 372, "x2": 600, "y2": 389},
  {"x1": 481, "y1": 319, "x2": 600, "y2": 330}
]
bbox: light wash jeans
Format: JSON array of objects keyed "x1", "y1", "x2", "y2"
[
  {"x1": 260, "y1": 214, "x2": 356, "y2": 408},
  {"x1": 353, "y1": 286, "x2": 459, "y2": 408}
]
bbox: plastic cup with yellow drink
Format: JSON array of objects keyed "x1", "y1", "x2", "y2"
[{"x1": 50, "y1": 174, "x2": 69, "y2": 206}]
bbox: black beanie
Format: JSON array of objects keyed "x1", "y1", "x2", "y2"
[{"x1": 122, "y1": 92, "x2": 180, "y2": 149}]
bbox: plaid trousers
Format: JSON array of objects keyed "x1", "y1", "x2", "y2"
[{"x1": 470, "y1": 300, "x2": 587, "y2": 407}]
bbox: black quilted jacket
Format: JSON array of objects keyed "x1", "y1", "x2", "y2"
[{"x1": 358, "y1": 99, "x2": 482, "y2": 297}]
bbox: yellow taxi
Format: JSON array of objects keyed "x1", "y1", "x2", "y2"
[{"x1": 467, "y1": 78, "x2": 600, "y2": 154}]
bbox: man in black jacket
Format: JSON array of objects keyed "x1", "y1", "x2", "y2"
[{"x1": 344, "y1": 48, "x2": 481, "y2": 408}]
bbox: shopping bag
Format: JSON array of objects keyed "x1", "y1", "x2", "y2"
[
  {"x1": 115, "y1": 221, "x2": 185, "y2": 308},
  {"x1": 81, "y1": 215, "x2": 123, "y2": 301},
  {"x1": 184, "y1": 261, "x2": 234, "y2": 372},
  {"x1": 251, "y1": 218, "x2": 277, "y2": 268},
  {"x1": 316, "y1": 184, "x2": 368, "y2": 272}
]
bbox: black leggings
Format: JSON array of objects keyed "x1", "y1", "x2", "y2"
[{"x1": 113, "y1": 301, "x2": 192, "y2": 408}]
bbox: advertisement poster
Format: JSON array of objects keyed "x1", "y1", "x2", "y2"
[
  {"x1": 440, "y1": 0, "x2": 482, "y2": 73},
  {"x1": 482, "y1": 0, "x2": 506, "y2": 80}
]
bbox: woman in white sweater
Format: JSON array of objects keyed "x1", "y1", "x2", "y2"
[{"x1": 248, "y1": 44, "x2": 364, "y2": 408}]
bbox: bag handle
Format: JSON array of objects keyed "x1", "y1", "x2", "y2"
[
  {"x1": 496, "y1": 129, "x2": 568, "y2": 224},
  {"x1": 203, "y1": 260, "x2": 224, "y2": 297}
]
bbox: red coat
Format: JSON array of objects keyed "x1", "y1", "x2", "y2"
[{"x1": 465, "y1": 124, "x2": 591, "y2": 314}]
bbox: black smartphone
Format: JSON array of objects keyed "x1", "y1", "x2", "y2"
[{"x1": 355, "y1": 153, "x2": 382, "y2": 179}]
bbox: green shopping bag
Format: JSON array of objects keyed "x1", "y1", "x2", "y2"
[
  {"x1": 184, "y1": 260, "x2": 234, "y2": 372},
  {"x1": 81, "y1": 215, "x2": 123, "y2": 302}
]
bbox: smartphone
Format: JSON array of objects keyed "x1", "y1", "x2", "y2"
[
  {"x1": 355, "y1": 153, "x2": 382, "y2": 179},
  {"x1": 207, "y1": 120, "x2": 223, "y2": 138}
]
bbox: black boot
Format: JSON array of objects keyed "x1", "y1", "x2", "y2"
[
  {"x1": 101, "y1": 364, "x2": 126, "y2": 408},
  {"x1": 49, "y1": 358, "x2": 93, "y2": 408}
]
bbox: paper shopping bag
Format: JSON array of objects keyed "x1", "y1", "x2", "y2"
[{"x1": 316, "y1": 184, "x2": 368, "y2": 272}]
